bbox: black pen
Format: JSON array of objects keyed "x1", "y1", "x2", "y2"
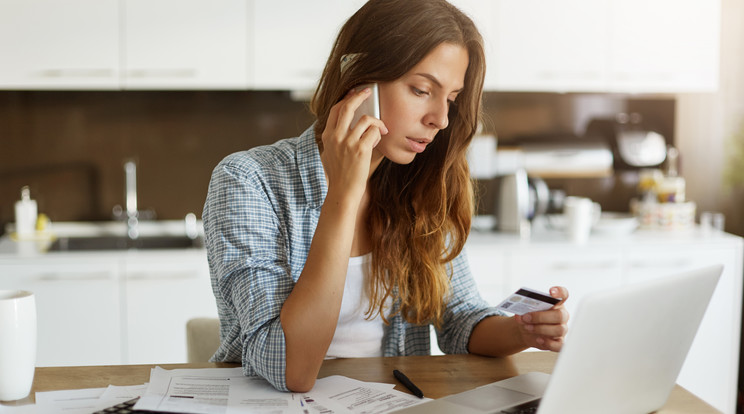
[{"x1": 393, "y1": 369, "x2": 424, "y2": 398}]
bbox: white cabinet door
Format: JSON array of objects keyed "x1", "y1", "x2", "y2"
[
  {"x1": 123, "y1": 251, "x2": 217, "y2": 364},
  {"x1": 465, "y1": 243, "x2": 509, "y2": 306},
  {"x1": 490, "y1": 0, "x2": 719, "y2": 93},
  {"x1": 122, "y1": 0, "x2": 248, "y2": 89},
  {"x1": 0, "y1": 260, "x2": 122, "y2": 366},
  {"x1": 250, "y1": 0, "x2": 366, "y2": 91},
  {"x1": 608, "y1": 0, "x2": 720, "y2": 93},
  {"x1": 625, "y1": 244, "x2": 742, "y2": 414},
  {"x1": 448, "y1": 0, "x2": 498, "y2": 90},
  {"x1": 491, "y1": 0, "x2": 609, "y2": 92},
  {"x1": 507, "y1": 247, "x2": 623, "y2": 323},
  {"x1": 0, "y1": 0, "x2": 119, "y2": 89}
]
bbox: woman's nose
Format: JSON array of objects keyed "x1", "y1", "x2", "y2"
[{"x1": 424, "y1": 99, "x2": 449, "y2": 130}]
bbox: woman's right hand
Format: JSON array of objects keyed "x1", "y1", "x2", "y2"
[{"x1": 320, "y1": 87, "x2": 388, "y2": 203}]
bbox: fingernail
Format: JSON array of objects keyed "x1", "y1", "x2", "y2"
[
  {"x1": 525, "y1": 324, "x2": 534, "y2": 332},
  {"x1": 522, "y1": 314, "x2": 532, "y2": 323}
]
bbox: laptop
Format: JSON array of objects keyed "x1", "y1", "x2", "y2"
[{"x1": 393, "y1": 264, "x2": 723, "y2": 414}]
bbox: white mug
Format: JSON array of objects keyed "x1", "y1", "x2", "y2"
[
  {"x1": 564, "y1": 197, "x2": 595, "y2": 243},
  {"x1": 0, "y1": 290, "x2": 36, "y2": 401}
]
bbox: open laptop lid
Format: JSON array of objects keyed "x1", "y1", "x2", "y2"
[{"x1": 537, "y1": 264, "x2": 722, "y2": 414}]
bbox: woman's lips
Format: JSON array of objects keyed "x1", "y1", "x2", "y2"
[{"x1": 406, "y1": 137, "x2": 431, "y2": 153}]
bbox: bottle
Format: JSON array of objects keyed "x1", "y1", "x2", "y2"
[{"x1": 14, "y1": 186, "x2": 38, "y2": 237}]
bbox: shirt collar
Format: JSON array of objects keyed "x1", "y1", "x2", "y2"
[{"x1": 296, "y1": 126, "x2": 328, "y2": 209}]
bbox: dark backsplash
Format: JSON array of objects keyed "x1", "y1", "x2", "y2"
[{"x1": 0, "y1": 90, "x2": 674, "y2": 231}]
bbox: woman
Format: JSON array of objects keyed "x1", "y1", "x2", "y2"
[{"x1": 203, "y1": 0, "x2": 569, "y2": 393}]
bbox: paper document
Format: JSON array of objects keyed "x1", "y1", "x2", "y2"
[
  {"x1": 12, "y1": 367, "x2": 427, "y2": 414},
  {"x1": 31, "y1": 383, "x2": 147, "y2": 414},
  {"x1": 134, "y1": 367, "x2": 428, "y2": 414},
  {"x1": 306, "y1": 375, "x2": 429, "y2": 414},
  {"x1": 35, "y1": 387, "x2": 105, "y2": 414},
  {"x1": 135, "y1": 367, "x2": 305, "y2": 414}
]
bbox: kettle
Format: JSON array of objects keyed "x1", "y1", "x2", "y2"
[{"x1": 496, "y1": 170, "x2": 560, "y2": 232}]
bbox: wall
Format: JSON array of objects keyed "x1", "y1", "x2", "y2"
[
  {"x1": 0, "y1": 90, "x2": 674, "y2": 232},
  {"x1": 676, "y1": 0, "x2": 744, "y2": 238},
  {"x1": 0, "y1": 91, "x2": 315, "y2": 227}
]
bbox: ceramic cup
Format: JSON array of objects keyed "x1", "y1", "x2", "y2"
[
  {"x1": 0, "y1": 290, "x2": 36, "y2": 401},
  {"x1": 564, "y1": 197, "x2": 596, "y2": 243}
]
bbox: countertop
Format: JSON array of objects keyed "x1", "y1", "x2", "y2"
[
  {"x1": 1, "y1": 218, "x2": 741, "y2": 261},
  {"x1": 0, "y1": 220, "x2": 206, "y2": 260}
]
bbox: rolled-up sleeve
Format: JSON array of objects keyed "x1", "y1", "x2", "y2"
[{"x1": 204, "y1": 158, "x2": 293, "y2": 391}]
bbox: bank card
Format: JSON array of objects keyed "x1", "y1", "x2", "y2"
[{"x1": 496, "y1": 287, "x2": 561, "y2": 315}]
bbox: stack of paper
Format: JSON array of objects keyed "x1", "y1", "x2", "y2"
[{"x1": 26, "y1": 367, "x2": 428, "y2": 414}]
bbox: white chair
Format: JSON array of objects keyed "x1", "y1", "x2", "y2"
[{"x1": 186, "y1": 317, "x2": 221, "y2": 363}]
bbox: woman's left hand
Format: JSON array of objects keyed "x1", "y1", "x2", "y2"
[{"x1": 514, "y1": 286, "x2": 569, "y2": 352}]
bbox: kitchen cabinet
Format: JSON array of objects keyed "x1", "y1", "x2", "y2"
[
  {"x1": 0, "y1": 241, "x2": 218, "y2": 367},
  {"x1": 490, "y1": 0, "x2": 609, "y2": 92},
  {"x1": 0, "y1": 0, "x2": 248, "y2": 90},
  {"x1": 250, "y1": 0, "x2": 365, "y2": 91},
  {"x1": 465, "y1": 229, "x2": 743, "y2": 414},
  {"x1": 124, "y1": 251, "x2": 217, "y2": 364},
  {"x1": 447, "y1": 0, "x2": 498, "y2": 89},
  {"x1": 489, "y1": 0, "x2": 720, "y2": 92},
  {"x1": 122, "y1": 0, "x2": 248, "y2": 89},
  {"x1": 624, "y1": 244, "x2": 740, "y2": 413},
  {"x1": 607, "y1": 0, "x2": 720, "y2": 92},
  {"x1": 0, "y1": 0, "x2": 120, "y2": 89},
  {"x1": 0, "y1": 257, "x2": 122, "y2": 366},
  {"x1": 0, "y1": 0, "x2": 721, "y2": 92},
  {"x1": 504, "y1": 247, "x2": 623, "y2": 320}
]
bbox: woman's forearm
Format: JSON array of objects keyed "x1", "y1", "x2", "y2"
[
  {"x1": 280, "y1": 189, "x2": 361, "y2": 392},
  {"x1": 467, "y1": 315, "x2": 529, "y2": 357}
]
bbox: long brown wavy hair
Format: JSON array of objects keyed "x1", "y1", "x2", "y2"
[{"x1": 310, "y1": 0, "x2": 485, "y2": 327}]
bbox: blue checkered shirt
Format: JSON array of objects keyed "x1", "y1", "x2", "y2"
[{"x1": 203, "y1": 126, "x2": 502, "y2": 391}]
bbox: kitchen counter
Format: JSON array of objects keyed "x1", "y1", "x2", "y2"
[
  {"x1": 0, "y1": 220, "x2": 216, "y2": 369},
  {"x1": 0, "y1": 221, "x2": 741, "y2": 412},
  {"x1": 467, "y1": 223, "x2": 742, "y2": 247},
  {"x1": 0, "y1": 220, "x2": 205, "y2": 258},
  {"x1": 464, "y1": 225, "x2": 742, "y2": 414}
]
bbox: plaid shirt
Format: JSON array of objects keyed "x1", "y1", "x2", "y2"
[{"x1": 203, "y1": 126, "x2": 501, "y2": 391}]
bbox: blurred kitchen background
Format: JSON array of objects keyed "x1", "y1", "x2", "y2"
[
  {"x1": 2, "y1": 1, "x2": 744, "y2": 412},
  {"x1": 0, "y1": 0, "x2": 742, "y2": 237}
]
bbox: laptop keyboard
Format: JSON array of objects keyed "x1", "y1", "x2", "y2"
[
  {"x1": 92, "y1": 397, "x2": 154, "y2": 414},
  {"x1": 500, "y1": 398, "x2": 541, "y2": 414}
]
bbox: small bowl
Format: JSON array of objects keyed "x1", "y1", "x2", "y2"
[{"x1": 592, "y1": 212, "x2": 639, "y2": 235}]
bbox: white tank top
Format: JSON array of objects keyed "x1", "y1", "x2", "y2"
[{"x1": 325, "y1": 253, "x2": 384, "y2": 358}]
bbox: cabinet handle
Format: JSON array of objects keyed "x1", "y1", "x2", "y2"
[
  {"x1": 629, "y1": 258, "x2": 694, "y2": 269},
  {"x1": 126, "y1": 69, "x2": 197, "y2": 78},
  {"x1": 611, "y1": 72, "x2": 676, "y2": 83},
  {"x1": 34, "y1": 272, "x2": 113, "y2": 281},
  {"x1": 537, "y1": 71, "x2": 602, "y2": 81},
  {"x1": 36, "y1": 69, "x2": 114, "y2": 78},
  {"x1": 550, "y1": 261, "x2": 619, "y2": 271},
  {"x1": 126, "y1": 272, "x2": 198, "y2": 280}
]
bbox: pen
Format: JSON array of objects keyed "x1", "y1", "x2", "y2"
[{"x1": 393, "y1": 369, "x2": 424, "y2": 398}]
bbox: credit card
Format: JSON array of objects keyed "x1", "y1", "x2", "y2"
[{"x1": 496, "y1": 287, "x2": 561, "y2": 315}]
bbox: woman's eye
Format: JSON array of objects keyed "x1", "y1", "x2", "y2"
[{"x1": 412, "y1": 87, "x2": 429, "y2": 96}]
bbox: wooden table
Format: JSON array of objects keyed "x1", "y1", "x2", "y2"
[{"x1": 2, "y1": 353, "x2": 718, "y2": 413}]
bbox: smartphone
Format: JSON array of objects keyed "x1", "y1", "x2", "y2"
[{"x1": 350, "y1": 83, "x2": 380, "y2": 129}]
